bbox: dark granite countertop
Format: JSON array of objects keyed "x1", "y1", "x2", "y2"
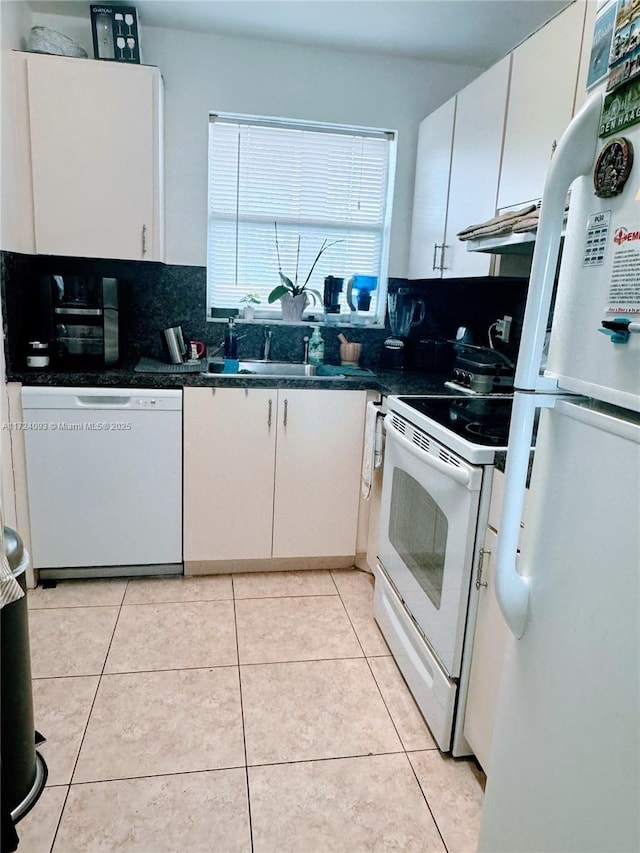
[
  {"x1": 494, "y1": 451, "x2": 507, "y2": 474},
  {"x1": 6, "y1": 364, "x2": 452, "y2": 397},
  {"x1": 7, "y1": 363, "x2": 528, "y2": 476}
]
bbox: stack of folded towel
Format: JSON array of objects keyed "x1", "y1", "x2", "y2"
[{"x1": 457, "y1": 203, "x2": 540, "y2": 241}]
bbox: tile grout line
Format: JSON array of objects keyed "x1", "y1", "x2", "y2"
[
  {"x1": 245, "y1": 749, "x2": 409, "y2": 770},
  {"x1": 33, "y1": 653, "x2": 393, "y2": 683},
  {"x1": 336, "y1": 585, "x2": 451, "y2": 852},
  {"x1": 362, "y1": 651, "x2": 450, "y2": 852},
  {"x1": 231, "y1": 574, "x2": 255, "y2": 853},
  {"x1": 45, "y1": 578, "x2": 130, "y2": 853},
  {"x1": 51, "y1": 750, "x2": 421, "y2": 785},
  {"x1": 406, "y1": 754, "x2": 450, "y2": 853},
  {"x1": 35, "y1": 571, "x2": 451, "y2": 851}
]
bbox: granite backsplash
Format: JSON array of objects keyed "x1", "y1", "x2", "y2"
[{"x1": 1, "y1": 250, "x2": 529, "y2": 375}]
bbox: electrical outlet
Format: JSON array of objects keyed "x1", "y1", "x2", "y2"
[{"x1": 495, "y1": 315, "x2": 512, "y2": 343}]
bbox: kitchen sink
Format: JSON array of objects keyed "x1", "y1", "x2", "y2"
[{"x1": 204, "y1": 360, "x2": 318, "y2": 377}]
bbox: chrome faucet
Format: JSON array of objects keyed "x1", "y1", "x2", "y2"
[{"x1": 262, "y1": 326, "x2": 272, "y2": 361}]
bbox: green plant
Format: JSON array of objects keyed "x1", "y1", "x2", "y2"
[
  {"x1": 268, "y1": 222, "x2": 342, "y2": 304},
  {"x1": 239, "y1": 292, "x2": 261, "y2": 306}
]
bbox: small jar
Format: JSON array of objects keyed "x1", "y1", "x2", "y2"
[{"x1": 26, "y1": 341, "x2": 50, "y2": 368}]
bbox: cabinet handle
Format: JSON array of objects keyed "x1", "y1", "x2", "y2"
[
  {"x1": 432, "y1": 243, "x2": 440, "y2": 271},
  {"x1": 476, "y1": 547, "x2": 491, "y2": 590},
  {"x1": 142, "y1": 224, "x2": 147, "y2": 255},
  {"x1": 268, "y1": 398, "x2": 273, "y2": 427},
  {"x1": 283, "y1": 398, "x2": 288, "y2": 427},
  {"x1": 440, "y1": 244, "x2": 449, "y2": 271}
]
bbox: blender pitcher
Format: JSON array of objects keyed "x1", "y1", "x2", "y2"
[
  {"x1": 387, "y1": 290, "x2": 426, "y2": 337},
  {"x1": 382, "y1": 290, "x2": 426, "y2": 370}
]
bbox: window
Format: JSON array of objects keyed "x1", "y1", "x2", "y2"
[{"x1": 206, "y1": 113, "x2": 396, "y2": 324}]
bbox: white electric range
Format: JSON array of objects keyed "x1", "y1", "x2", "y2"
[{"x1": 373, "y1": 390, "x2": 514, "y2": 756}]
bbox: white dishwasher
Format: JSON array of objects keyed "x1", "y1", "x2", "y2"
[{"x1": 21, "y1": 387, "x2": 183, "y2": 579}]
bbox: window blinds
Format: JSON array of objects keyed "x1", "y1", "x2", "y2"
[{"x1": 207, "y1": 114, "x2": 395, "y2": 318}]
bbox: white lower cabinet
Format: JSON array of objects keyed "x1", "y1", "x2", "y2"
[
  {"x1": 183, "y1": 387, "x2": 367, "y2": 565},
  {"x1": 464, "y1": 470, "x2": 529, "y2": 772},
  {"x1": 184, "y1": 387, "x2": 276, "y2": 562},
  {"x1": 463, "y1": 527, "x2": 509, "y2": 772}
]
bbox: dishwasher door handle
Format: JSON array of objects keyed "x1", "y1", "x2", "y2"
[{"x1": 74, "y1": 396, "x2": 134, "y2": 408}]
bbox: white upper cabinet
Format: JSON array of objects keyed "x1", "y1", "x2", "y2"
[
  {"x1": 497, "y1": 0, "x2": 588, "y2": 211},
  {"x1": 408, "y1": 98, "x2": 456, "y2": 279},
  {"x1": 408, "y1": 56, "x2": 510, "y2": 279},
  {"x1": 25, "y1": 53, "x2": 164, "y2": 261},
  {"x1": 443, "y1": 56, "x2": 511, "y2": 277}
]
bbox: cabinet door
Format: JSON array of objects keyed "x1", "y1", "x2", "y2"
[
  {"x1": 26, "y1": 54, "x2": 163, "y2": 261},
  {"x1": 497, "y1": 1, "x2": 587, "y2": 210},
  {"x1": 183, "y1": 387, "x2": 276, "y2": 562},
  {"x1": 463, "y1": 528, "x2": 510, "y2": 772},
  {"x1": 272, "y1": 390, "x2": 366, "y2": 558},
  {"x1": 443, "y1": 57, "x2": 511, "y2": 278},
  {"x1": 408, "y1": 99, "x2": 455, "y2": 279}
]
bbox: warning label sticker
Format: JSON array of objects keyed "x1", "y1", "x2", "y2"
[{"x1": 608, "y1": 224, "x2": 640, "y2": 314}]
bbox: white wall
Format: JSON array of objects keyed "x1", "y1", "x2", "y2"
[{"x1": 28, "y1": 9, "x2": 482, "y2": 275}]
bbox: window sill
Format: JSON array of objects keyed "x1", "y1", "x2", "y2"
[{"x1": 207, "y1": 315, "x2": 384, "y2": 330}]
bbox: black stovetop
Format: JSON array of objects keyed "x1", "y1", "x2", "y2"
[{"x1": 396, "y1": 395, "x2": 514, "y2": 447}]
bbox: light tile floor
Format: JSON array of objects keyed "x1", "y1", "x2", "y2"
[{"x1": 18, "y1": 568, "x2": 484, "y2": 853}]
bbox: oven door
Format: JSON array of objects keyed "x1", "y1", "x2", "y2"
[{"x1": 378, "y1": 413, "x2": 484, "y2": 677}]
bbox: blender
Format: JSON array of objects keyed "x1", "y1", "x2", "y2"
[{"x1": 382, "y1": 289, "x2": 426, "y2": 369}]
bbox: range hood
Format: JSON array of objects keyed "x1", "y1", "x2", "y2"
[
  {"x1": 464, "y1": 202, "x2": 568, "y2": 255},
  {"x1": 464, "y1": 230, "x2": 537, "y2": 255}
]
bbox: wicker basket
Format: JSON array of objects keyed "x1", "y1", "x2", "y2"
[{"x1": 25, "y1": 26, "x2": 87, "y2": 58}]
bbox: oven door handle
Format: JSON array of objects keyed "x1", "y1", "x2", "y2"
[{"x1": 385, "y1": 417, "x2": 473, "y2": 487}]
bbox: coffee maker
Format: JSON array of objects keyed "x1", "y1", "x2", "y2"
[
  {"x1": 37, "y1": 275, "x2": 120, "y2": 366},
  {"x1": 381, "y1": 289, "x2": 426, "y2": 370},
  {"x1": 323, "y1": 276, "x2": 343, "y2": 317}
]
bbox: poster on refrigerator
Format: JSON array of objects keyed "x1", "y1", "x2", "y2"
[
  {"x1": 588, "y1": 0, "x2": 617, "y2": 89},
  {"x1": 607, "y1": 0, "x2": 640, "y2": 92},
  {"x1": 600, "y1": 77, "x2": 640, "y2": 135}
]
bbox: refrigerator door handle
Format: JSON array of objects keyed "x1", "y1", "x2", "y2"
[
  {"x1": 495, "y1": 392, "x2": 577, "y2": 638},
  {"x1": 515, "y1": 91, "x2": 603, "y2": 392}
]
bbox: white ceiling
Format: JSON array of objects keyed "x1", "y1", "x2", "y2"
[{"x1": 27, "y1": 0, "x2": 573, "y2": 67}]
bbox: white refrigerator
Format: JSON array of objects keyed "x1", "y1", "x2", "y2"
[{"x1": 478, "y1": 91, "x2": 640, "y2": 852}]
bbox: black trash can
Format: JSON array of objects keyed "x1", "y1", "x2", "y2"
[{"x1": 1, "y1": 528, "x2": 47, "y2": 830}]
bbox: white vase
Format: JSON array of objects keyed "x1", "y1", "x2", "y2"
[
  {"x1": 279, "y1": 292, "x2": 308, "y2": 322},
  {"x1": 243, "y1": 305, "x2": 255, "y2": 321}
]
